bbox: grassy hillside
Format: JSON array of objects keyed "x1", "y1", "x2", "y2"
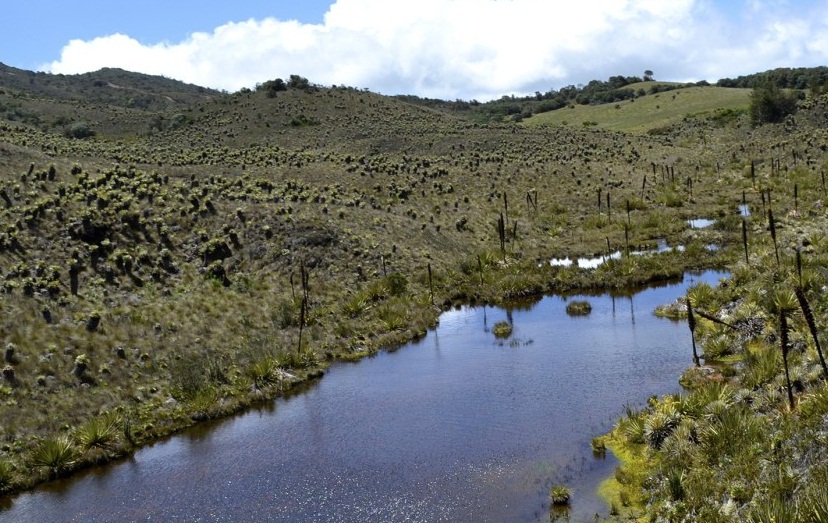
[
  {"x1": 523, "y1": 84, "x2": 751, "y2": 133},
  {"x1": 0, "y1": 63, "x2": 220, "y2": 110},
  {"x1": 0, "y1": 67, "x2": 828, "y2": 522}
]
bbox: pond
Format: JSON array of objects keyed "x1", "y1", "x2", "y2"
[
  {"x1": 1, "y1": 271, "x2": 727, "y2": 523},
  {"x1": 548, "y1": 238, "x2": 688, "y2": 269},
  {"x1": 687, "y1": 218, "x2": 715, "y2": 229}
]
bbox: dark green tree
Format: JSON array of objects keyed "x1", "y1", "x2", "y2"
[
  {"x1": 287, "y1": 74, "x2": 311, "y2": 90},
  {"x1": 258, "y1": 78, "x2": 287, "y2": 97},
  {"x1": 65, "y1": 121, "x2": 94, "y2": 139},
  {"x1": 749, "y1": 82, "x2": 798, "y2": 126}
]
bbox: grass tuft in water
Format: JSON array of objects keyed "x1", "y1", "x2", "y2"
[
  {"x1": 565, "y1": 300, "x2": 592, "y2": 316},
  {"x1": 492, "y1": 321, "x2": 512, "y2": 338},
  {"x1": 549, "y1": 484, "x2": 572, "y2": 506}
]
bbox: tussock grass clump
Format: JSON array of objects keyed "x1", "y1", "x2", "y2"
[
  {"x1": 591, "y1": 436, "x2": 607, "y2": 457},
  {"x1": 247, "y1": 357, "x2": 282, "y2": 388},
  {"x1": 74, "y1": 414, "x2": 120, "y2": 451},
  {"x1": 643, "y1": 410, "x2": 679, "y2": 450},
  {"x1": 565, "y1": 300, "x2": 592, "y2": 316},
  {"x1": 549, "y1": 485, "x2": 572, "y2": 506},
  {"x1": 492, "y1": 321, "x2": 512, "y2": 338},
  {"x1": 30, "y1": 435, "x2": 80, "y2": 477}
]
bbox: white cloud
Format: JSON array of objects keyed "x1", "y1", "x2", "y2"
[{"x1": 43, "y1": 0, "x2": 828, "y2": 101}]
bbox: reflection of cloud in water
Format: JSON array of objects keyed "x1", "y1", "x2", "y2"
[
  {"x1": 687, "y1": 218, "x2": 715, "y2": 228},
  {"x1": 549, "y1": 238, "x2": 706, "y2": 270}
]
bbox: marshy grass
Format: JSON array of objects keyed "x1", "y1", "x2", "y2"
[
  {"x1": 0, "y1": 460, "x2": 12, "y2": 490},
  {"x1": 653, "y1": 297, "x2": 687, "y2": 319}
]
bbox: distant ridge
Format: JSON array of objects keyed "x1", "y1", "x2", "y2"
[{"x1": 0, "y1": 63, "x2": 221, "y2": 110}]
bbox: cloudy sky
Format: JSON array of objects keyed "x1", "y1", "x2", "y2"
[{"x1": 3, "y1": 0, "x2": 828, "y2": 101}]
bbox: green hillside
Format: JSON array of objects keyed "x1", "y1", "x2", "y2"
[{"x1": 523, "y1": 84, "x2": 751, "y2": 132}]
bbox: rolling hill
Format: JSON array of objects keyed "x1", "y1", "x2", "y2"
[{"x1": 523, "y1": 83, "x2": 752, "y2": 133}]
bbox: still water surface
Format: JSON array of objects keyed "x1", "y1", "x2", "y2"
[{"x1": 2, "y1": 271, "x2": 726, "y2": 523}]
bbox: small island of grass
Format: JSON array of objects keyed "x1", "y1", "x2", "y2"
[
  {"x1": 565, "y1": 300, "x2": 592, "y2": 316},
  {"x1": 492, "y1": 321, "x2": 513, "y2": 338}
]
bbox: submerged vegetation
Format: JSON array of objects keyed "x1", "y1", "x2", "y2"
[{"x1": 2, "y1": 62, "x2": 828, "y2": 521}]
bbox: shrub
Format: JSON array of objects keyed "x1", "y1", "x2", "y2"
[
  {"x1": 749, "y1": 83, "x2": 798, "y2": 126},
  {"x1": 258, "y1": 78, "x2": 287, "y2": 97},
  {"x1": 385, "y1": 273, "x2": 408, "y2": 296},
  {"x1": 65, "y1": 121, "x2": 95, "y2": 139}
]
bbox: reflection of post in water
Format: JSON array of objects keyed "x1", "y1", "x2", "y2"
[
  {"x1": 483, "y1": 306, "x2": 488, "y2": 332},
  {"x1": 629, "y1": 295, "x2": 635, "y2": 325},
  {"x1": 506, "y1": 308, "x2": 514, "y2": 326},
  {"x1": 611, "y1": 295, "x2": 616, "y2": 318}
]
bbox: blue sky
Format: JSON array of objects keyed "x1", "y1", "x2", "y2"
[
  {"x1": 3, "y1": 1, "x2": 828, "y2": 101},
  {"x1": 2, "y1": 1, "x2": 331, "y2": 69}
]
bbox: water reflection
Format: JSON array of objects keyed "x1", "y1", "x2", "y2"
[
  {"x1": 3, "y1": 271, "x2": 728, "y2": 523},
  {"x1": 548, "y1": 238, "x2": 689, "y2": 269},
  {"x1": 687, "y1": 218, "x2": 715, "y2": 228}
]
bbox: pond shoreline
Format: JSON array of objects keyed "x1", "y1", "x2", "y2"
[{"x1": 0, "y1": 254, "x2": 731, "y2": 507}]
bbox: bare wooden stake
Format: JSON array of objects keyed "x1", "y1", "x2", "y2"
[{"x1": 687, "y1": 295, "x2": 700, "y2": 367}]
